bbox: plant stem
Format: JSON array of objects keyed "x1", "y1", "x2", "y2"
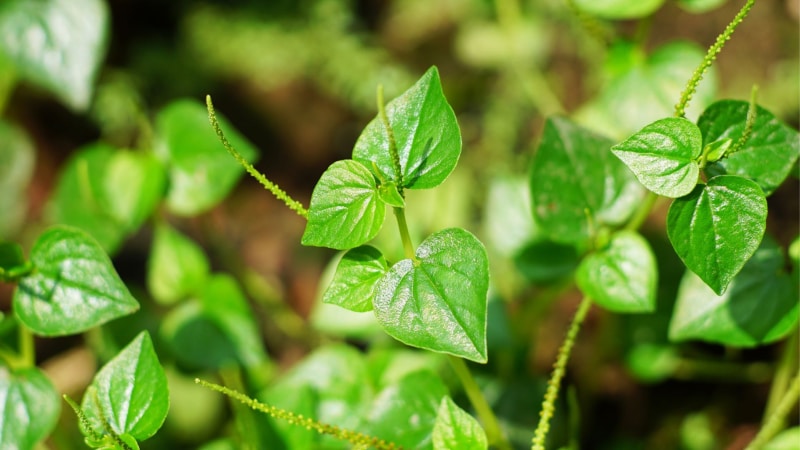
[
  {"x1": 745, "y1": 371, "x2": 800, "y2": 450},
  {"x1": 763, "y1": 329, "x2": 798, "y2": 422},
  {"x1": 393, "y1": 207, "x2": 415, "y2": 260},
  {"x1": 448, "y1": 356, "x2": 511, "y2": 450},
  {"x1": 532, "y1": 296, "x2": 592, "y2": 450},
  {"x1": 624, "y1": 191, "x2": 658, "y2": 231},
  {"x1": 19, "y1": 323, "x2": 34, "y2": 368}
]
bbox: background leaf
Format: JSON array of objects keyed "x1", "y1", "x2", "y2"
[
  {"x1": 698, "y1": 100, "x2": 800, "y2": 196},
  {"x1": 13, "y1": 226, "x2": 139, "y2": 336},
  {"x1": 572, "y1": 0, "x2": 666, "y2": 19},
  {"x1": 0, "y1": 120, "x2": 35, "y2": 237},
  {"x1": 147, "y1": 223, "x2": 210, "y2": 305},
  {"x1": 353, "y1": 66, "x2": 461, "y2": 190},
  {"x1": 0, "y1": 0, "x2": 108, "y2": 110},
  {"x1": 0, "y1": 366, "x2": 60, "y2": 450},
  {"x1": 530, "y1": 116, "x2": 643, "y2": 244},
  {"x1": 322, "y1": 245, "x2": 388, "y2": 312},
  {"x1": 302, "y1": 160, "x2": 386, "y2": 250},
  {"x1": 667, "y1": 175, "x2": 767, "y2": 295},
  {"x1": 433, "y1": 396, "x2": 488, "y2": 450},
  {"x1": 373, "y1": 228, "x2": 489, "y2": 362}
]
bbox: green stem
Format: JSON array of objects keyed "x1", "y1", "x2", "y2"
[
  {"x1": 19, "y1": 324, "x2": 34, "y2": 368},
  {"x1": 763, "y1": 329, "x2": 798, "y2": 422},
  {"x1": 532, "y1": 297, "x2": 592, "y2": 450},
  {"x1": 448, "y1": 356, "x2": 511, "y2": 450},
  {"x1": 393, "y1": 207, "x2": 415, "y2": 260},
  {"x1": 745, "y1": 372, "x2": 800, "y2": 450},
  {"x1": 624, "y1": 191, "x2": 658, "y2": 231}
]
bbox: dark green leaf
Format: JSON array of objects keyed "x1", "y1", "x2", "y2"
[
  {"x1": 323, "y1": 245, "x2": 388, "y2": 312},
  {"x1": 667, "y1": 175, "x2": 767, "y2": 294},
  {"x1": 82, "y1": 331, "x2": 169, "y2": 440},
  {"x1": 373, "y1": 228, "x2": 489, "y2": 362},
  {"x1": 513, "y1": 240, "x2": 579, "y2": 284},
  {"x1": 0, "y1": 366, "x2": 60, "y2": 450},
  {"x1": 155, "y1": 99, "x2": 259, "y2": 215},
  {"x1": 611, "y1": 117, "x2": 702, "y2": 197},
  {"x1": 302, "y1": 160, "x2": 386, "y2": 250},
  {"x1": 161, "y1": 301, "x2": 242, "y2": 371},
  {"x1": 0, "y1": 120, "x2": 35, "y2": 237},
  {"x1": 698, "y1": 100, "x2": 800, "y2": 196},
  {"x1": 0, "y1": 241, "x2": 32, "y2": 282},
  {"x1": 530, "y1": 116, "x2": 643, "y2": 243},
  {"x1": 433, "y1": 396, "x2": 488, "y2": 450},
  {"x1": 353, "y1": 66, "x2": 461, "y2": 190},
  {"x1": 572, "y1": 0, "x2": 665, "y2": 19},
  {"x1": 0, "y1": 0, "x2": 108, "y2": 110},
  {"x1": 147, "y1": 224, "x2": 210, "y2": 305},
  {"x1": 669, "y1": 236, "x2": 798, "y2": 346},
  {"x1": 576, "y1": 231, "x2": 657, "y2": 313},
  {"x1": 13, "y1": 226, "x2": 139, "y2": 336}
]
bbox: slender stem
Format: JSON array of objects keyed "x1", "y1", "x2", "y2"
[
  {"x1": 19, "y1": 324, "x2": 34, "y2": 368},
  {"x1": 448, "y1": 356, "x2": 511, "y2": 450},
  {"x1": 532, "y1": 297, "x2": 592, "y2": 450},
  {"x1": 745, "y1": 372, "x2": 800, "y2": 450},
  {"x1": 393, "y1": 207, "x2": 415, "y2": 260},
  {"x1": 763, "y1": 329, "x2": 798, "y2": 422},
  {"x1": 624, "y1": 191, "x2": 658, "y2": 231}
]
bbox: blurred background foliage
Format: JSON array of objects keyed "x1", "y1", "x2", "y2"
[{"x1": 0, "y1": 0, "x2": 798, "y2": 448}]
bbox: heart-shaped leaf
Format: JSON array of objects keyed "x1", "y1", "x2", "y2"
[
  {"x1": 576, "y1": 231, "x2": 657, "y2": 313},
  {"x1": 698, "y1": 100, "x2": 800, "y2": 196},
  {"x1": 147, "y1": 223, "x2": 210, "y2": 305},
  {"x1": 323, "y1": 246, "x2": 389, "y2": 312},
  {"x1": 0, "y1": 367, "x2": 60, "y2": 450},
  {"x1": 353, "y1": 66, "x2": 461, "y2": 190},
  {"x1": 667, "y1": 175, "x2": 767, "y2": 295},
  {"x1": 611, "y1": 117, "x2": 702, "y2": 197},
  {"x1": 373, "y1": 228, "x2": 489, "y2": 362},
  {"x1": 433, "y1": 396, "x2": 488, "y2": 450},
  {"x1": 82, "y1": 331, "x2": 169, "y2": 441},
  {"x1": 302, "y1": 159, "x2": 386, "y2": 250},
  {"x1": 13, "y1": 226, "x2": 139, "y2": 336}
]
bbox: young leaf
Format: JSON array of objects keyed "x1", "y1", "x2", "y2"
[
  {"x1": 433, "y1": 396, "x2": 488, "y2": 450},
  {"x1": 373, "y1": 228, "x2": 489, "y2": 363},
  {"x1": 147, "y1": 223, "x2": 210, "y2": 305},
  {"x1": 155, "y1": 99, "x2": 259, "y2": 216},
  {"x1": 698, "y1": 100, "x2": 800, "y2": 196},
  {"x1": 669, "y1": 237, "x2": 798, "y2": 346},
  {"x1": 352, "y1": 66, "x2": 461, "y2": 190},
  {"x1": 530, "y1": 116, "x2": 643, "y2": 244},
  {"x1": 13, "y1": 226, "x2": 139, "y2": 336},
  {"x1": 667, "y1": 175, "x2": 767, "y2": 295},
  {"x1": 0, "y1": 366, "x2": 60, "y2": 450},
  {"x1": 0, "y1": 0, "x2": 108, "y2": 110},
  {"x1": 82, "y1": 331, "x2": 169, "y2": 441},
  {"x1": 576, "y1": 231, "x2": 657, "y2": 313},
  {"x1": 302, "y1": 160, "x2": 386, "y2": 250},
  {"x1": 611, "y1": 117, "x2": 702, "y2": 197},
  {"x1": 322, "y1": 245, "x2": 389, "y2": 312}
]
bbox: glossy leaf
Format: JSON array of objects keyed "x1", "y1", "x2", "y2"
[
  {"x1": 0, "y1": 366, "x2": 60, "y2": 450},
  {"x1": 147, "y1": 224, "x2": 210, "y2": 305},
  {"x1": 155, "y1": 99, "x2": 258, "y2": 216},
  {"x1": 573, "y1": 0, "x2": 665, "y2": 19},
  {"x1": 82, "y1": 331, "x2": 169, "y2": 440},
  {"x1": 611, "y1": 117, "x2": 702, "y2": 197},
  {"x1": 365, "y1": 371, "x2": 447, "y2": 450},
  {"x1": 576, "y1": 231, "x2": 657, "y2": 313},
  {"x1": 667, "y1": 175, "x2": 767, "y2": 294},
  {"x1": 373, "y1": 228, "x2": 489, "y2": 362},
  {"x1": 669, "y1": 237, "x2": 798, "y2": 347},
  {"x1": 302, "y1": 160, "x2": 386, "y2": 250},
  {"x1": 530, "y1": 116, "x2": 643, "y2": 243},
  {"x1": 698, "y1": 100, "x2": 800, "y2": 196},
  {"x1": 353, "y1": 66, "x2": 461, "y2": 190},
  {"x1": 0, "y1": 120, "x2": 35, "y2": 237},
  {"x1": 13, "y1": 226, "x2": 139, "y2": 336},
  {"x1": 0, "y1": 0, "x2": 108, "y2": 110},
  {"x1": 433, "y1": 396, "x2": 488, "y2": 450},
  {"x1": 323, "y1": 245, "x2": 388, "y2": 312}
]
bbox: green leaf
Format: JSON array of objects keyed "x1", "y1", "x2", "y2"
[
  {"x1": 82, "y1": 331, "x2": 169, "y2": 441},
  {"x1": 0, "y1": 0, "x2": 108, "y2": 110},
  {"x1": 322, "y1": 245, "x2": 388, "y2": 312},
  {"x1": 0, "y1": 366, "x2": 60, "y2": 450},
  {"x1": 0, "y1": 241, "x2": 32, "y2": 282},
  {"x1": 625, "y1": 344, "x2": 680, "y2": 383},
  {"x1": 698, "y1": 100, "x2": 800, "y2": 196},
  {"x1": 302, "y1": 160, "x2": 386, "y2": 250},
  {"x1": 677, "y1": 0, "x2": 728, "y2": 13},
  {"x1": 573, "y1": 0, "x2": 665, "y2": 19},
  {"x1": 765, "y1": 427, "x2": 800, "y2": 450},
  {"x1": 669, "y1": 236, "x2": 798, "y2": 347},
  {"x1": 576, "y1": 231, "x2": 657, "y2": 313},
  {"x1": 611, "y1": 117, "x2": 702, "y2": 197},
  {"x1": 514, "y1": 240, "x2": 580, "y2": 284},
  {"x1": 260, "y1": 385, "x2": 316, "y2": 449},
  {"x1": 155, "y1": 99, "x2": 259, "y2": 216},
  {"x1": 530, "y1": 116, "x2": 643, "y2": 243},
  {"x1": 667, "y1": 175, "x2": 767, "y2": 295},
  {"x1": 365, "y1": 371, "x2": 448, "y2": 450},
  {"x1": 373, "y1": 228, "x2": 489, "y2": 363},
  {"x1": 433, "y1": 396, "x2": 488, "y2": 450},
  {"x1": 378, "y1": 181, "x2": 405, "y2": 208},
  {"x1": 103, "y1": 151, "x2": 166, "y2": 232},
  {"x1": 147, "y1": 224, "x2": 210, "y2": 305},
  {"x1": 161, "y1": 302, "x2": 241, "y2": 371},
  {"x1": 353, "y1": 66, "x2": 461, "y2": 190},
  {"x1": 0, "y1": 120, "x2": 35, "y2": 237},
  {"x1": 13, "y1": 226, "x2": 139, "y2": 336}
]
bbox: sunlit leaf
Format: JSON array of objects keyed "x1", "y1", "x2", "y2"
[
  {"x1": 323, "y1": 246, "x2": 388, "y2": 312},
  {"x1": 433, "y1": 396, "x2": 488, "y2": 450},
  {"x1": 0, "y1": 366, "x2": 60, "y2": 450}
]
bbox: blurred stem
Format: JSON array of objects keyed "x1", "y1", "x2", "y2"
[
  {"x1": 624, "y1": 191, "x2": 658, "y2": 231},
  {"x1": 673, "y1": 358, "x2": 772, "y2": 383},
  {"x1": 394, "y1": 207, "x2": 415, "y2": 260},
  {"x1": 19, "y1": 323, "x2": 34, "y2": 368},
  {"x1": 745, "y1": 371, "x2": 800, "y2": 450},
  {"x1": 763, "y1": 329, "x2": 799, "y2": 422},
  {"x1": 448, "y1": 356, "x2": 511, "y2": 450}
]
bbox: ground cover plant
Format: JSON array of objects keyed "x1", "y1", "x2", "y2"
[{"x1": 0, "y1": 0, "x2": 797, "y2": 449}]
